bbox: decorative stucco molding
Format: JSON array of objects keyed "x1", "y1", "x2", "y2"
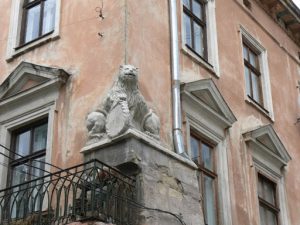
[
  {"x1": 0, "y1": 61, "x2": 70, "y2": 105},
  {"x1": 0, "y1": 61, "x2": 70, "y2": 190},
  {"x1": 243, "y1": 124, "x2": 291, "y2": 173},
  {"x1": 181, "y1": 79, "x2": 237, "y2": 142}
]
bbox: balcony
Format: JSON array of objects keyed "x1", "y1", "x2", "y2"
[{"x1": 0, "y1": 159, "x2": 136, "y2": 225}]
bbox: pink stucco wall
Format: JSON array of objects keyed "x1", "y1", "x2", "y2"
[{"x1": 0, "y1": 0, "x2": 299, "y2": 225}]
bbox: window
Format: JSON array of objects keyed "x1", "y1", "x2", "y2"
[
  {"x1": 190, "y1": 134, "x2": 217, "y2": 225},
  {"x1": 10, "y1": 120, "x2": 48, "y2": 186},
  {"x1": 182, "y1": 79, "x2": 236, "y2": 225},
  {"x1": 243, "y1": 41, "x2": 264, "y2": 106},
  {"x1": 6, "y1": 0, "x2": 61, "y2": 59},
  {"x1": 183, "y1": 0, "x2": 207, "y2": 59},
  {"x1": 9, "y1": 119, "x2": 48, "y2": 218},
  {"x1": 257, "y1": 174, "x2": 279, "y2": 225},
  {"x1": 0, "y1": 61, "x2": 70, "y2": 192},
  {"x1": 243, "y1": 124, "x2": 292, "y2": 225},
  {"x1": 181, "y1": 0, "x2": 220, "y2": 76},
  {"x1": 240, "y1": 26, "x2": 274, "y2": 119},
  {"x1": 20, "y1": 0, "x2": 56, "y2": 46}
]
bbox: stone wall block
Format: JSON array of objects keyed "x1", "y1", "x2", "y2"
[{"x1": 81, "y1": 130, "x2": 204, "y2": 225}]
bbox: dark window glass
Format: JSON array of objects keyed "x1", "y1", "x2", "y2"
[
  {"x1": 243, "y1": 42, "x2": 264, "y2": 106},
  {"x1": 183, "y1": 0, "x2": 207, "y2": 59},
  {"x1": 190, "y1": 134, "x2": 217, "y2": 225},
  {"x1": 257, "y1": 174, "x2": 279, "y2": 225},
  {"x1": 20, "y1": 0, "x2": 56, "y2": 45},
  {"x1": 9, "y1": 119, "x2": 48, "y2": 218}
]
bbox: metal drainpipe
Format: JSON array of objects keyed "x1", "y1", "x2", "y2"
[{"x1": 169, "y1": 0, "x2": 186, "y2": 156}]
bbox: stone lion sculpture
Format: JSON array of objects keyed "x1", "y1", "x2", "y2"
[{"x1": 86, "y1": 65, "x2": 160, "y2": 145}]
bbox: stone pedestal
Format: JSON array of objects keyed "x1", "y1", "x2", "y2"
[{"x1": 81, "y1": 129, "x2": 204, "y2": 225}]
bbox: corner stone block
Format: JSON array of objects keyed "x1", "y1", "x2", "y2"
[{"x1": 81, "y1": 129, "x2": 205, "y2": 225}]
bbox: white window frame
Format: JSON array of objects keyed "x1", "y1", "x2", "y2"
[
  {"x1": 0, "y1": 62, "x2": 70, "y2": 190},
  {"x1": 6, "y1": 0, "x2": 61, "y2": 60},
  {"x1": 0, "y1": 108, "x2": 55, "y2": 190},
  {"x1": 243, "y1": 125, "x2": 291, "y2": 225},
  {"x1": 185, "y1": 118, "x2": 233, "y2": 225},
  {"x1": 253, "y1": 160, "x2": 290, "y2": 225},
  {"x1": 181, "y1": 0, "x2": 220, "y2": 76},
  {"x1": 181, "y1": 79, "x2": 237, "y2": 225},
  {"x1": 240, "y1": 26, "x2": 274, "y2": 120}
]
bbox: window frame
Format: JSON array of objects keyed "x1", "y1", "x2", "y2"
[
  {"x1": 181, "y1": 0, "x2": 220, "y2": 76},
  {"x1": 8, "y1": 119, "x2": 48, "y2": 186},
  {"x1": 243, "y1": 124, "x2": 291, "y2": 225},
  {"x1": 183, "y1": 0, "x2": 208, "y2": 60},
  {"x1": 257, "y1": 173, "x2": 280, "y2": 225},
  {"x1": 243, "y1": 41, "x2": 265, "y2": 109},
  {"x1": 240, "y1": 26, "x2": 274, "y2": 120},
  {"x1": 190, "y1": 132, "x2": 218, "y2": 225},
  {"x1": 6, "y1": 0, "x2": 61, "y2": 60},
  {"x1": 0, "y1": 62, "x2": 70, "y2": 191},
  {"x1": 19, "y1": 0, "x2": 55, "y2": 48}
]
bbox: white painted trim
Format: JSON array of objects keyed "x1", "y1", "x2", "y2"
[
  {"x1": 243, "y1": 124, "x2": 291, "y2": 166},
  {"x1": 244, "y1": 124, "x2": 291, "y2": 225},
  {"x1": 182, "y1": 81, "x2": 235, "y2": 225},
  {"x1": 6, "y1": 0, "x2": 61, "y2": 60},
  {"x1": 0, "y1": 106, "x2": 55, "y2": 190},
  {"x1": 252, "y1": 160, "x2": 291, "y2": 225},
  {"x1": 216, "y1": 138, "x2": 233, "y2": 225},
  {"x1": 185, "y1": 119, "x2": 233, "y2": 225},
  {"x1": 206, "y1": 0, "x2": 220, "y2": 76},
  {"x1": 239, "y1": 26, "x2": 274, "y2": 121},
  {"x1": 0, "y1": 62, "x2": 69, "y2": 191},
  {"x1": 180, "y1": 0, "x2": 220, "y2": 76}
]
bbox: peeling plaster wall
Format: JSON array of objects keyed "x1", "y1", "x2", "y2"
[{"x1": 0, "y1": 0, "x2": 300, "y2": 225}]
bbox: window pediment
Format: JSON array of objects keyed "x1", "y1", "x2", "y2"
[
  {"x1": 181, "y1": 79, "x2": 237, "y2": 128},
  {"x1": 243, "y1": 124, "x2": 291, "y2": 169},
  {"x1": 0, "y1": 62, "x2": 70, "y2": 105}
]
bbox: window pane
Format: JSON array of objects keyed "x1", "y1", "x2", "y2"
[
  {"x1": 249, "y1": 51, "x2": 257, "y2": 68},
  {"x1": 15, "y1": 131, "x2": 31, "y2": 158},
  {"x1": 244, "y1": 67, "x2": 251, "y2": 96},
  {"x1": 191, "y1": 136, "x2": 200, "y2": 164},
  {"x1": 259, "y1": 205, "x2": 267, "y2": 225},
  {"x1": 24, "y1": 4, "x2": 41, "y2": 43},
  {"x1": 32, "y1": 156, "x2": 46, "y2": 178},
  {"x1": 202, "y1": 143, "x2": 213, "y2": 171},
  {"x1": 194, "y1": 22, "x2": 204, "y2": 57},
  {"x1": 243, "y1": 45, "x2": 248, "y2": 60},
  {"x1": 11, "y1": 164, "x2": 30, "y2": 186},
  {"x1": 183, "y1": 0, "x2": 190, "y2": 8},
  {"x1": 31, "y1": 157, "x2": 45, "y2": 212},
  {"x1": 266, "y1": 208, "x2": 278, "y2": 225},
  {"x1": 251, "y1": 73, "x2": 262, "y2": 104},
  {"x1": 258, "y1": 176, "x2": 263, "y2": 199},
  {"x1": 263, "y1": 179, "x2": 276, "y2": 205},
  {"x1": 33, "y1": 123, "x2": 48, "y2": 152},
  {"x1": 203, "y1": 175, "x2": 217, "y2": 225},
  {"x1": 184, "y1": 13, "x2": 192, "y2": 47},
  {"x1": 42, "y1": 0, "x2": 56, "y2": 34},
  {"x1": 11, "y1": 164, "x2": 31, "y2": 218},
  {"x1": 192, "y1": 0, "x2": 203, "y2": 20}
]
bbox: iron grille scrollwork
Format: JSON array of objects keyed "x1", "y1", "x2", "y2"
[{"x1": 0, "y1": 159, "x2": 136, "y2": 225}]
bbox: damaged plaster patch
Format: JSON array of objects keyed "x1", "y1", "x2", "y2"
[{"x1": 156, "y1": 164, "x2": 184, "y2": 194}]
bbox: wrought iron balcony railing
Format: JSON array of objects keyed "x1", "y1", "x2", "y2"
[{"x1": 0, "y1": 159, "x2": 136, "y2": 225}]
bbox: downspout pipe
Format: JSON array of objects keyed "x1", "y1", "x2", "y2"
[{"x1": 169, "y1": 0, "x2": 186, "y2": 156}]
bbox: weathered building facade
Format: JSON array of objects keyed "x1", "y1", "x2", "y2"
[{"x1": 0, "y1": 0, "x2": 299, "y2": 225}]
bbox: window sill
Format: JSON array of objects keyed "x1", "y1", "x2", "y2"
[
  {"x1": 245, "y1": 97, "x2": 274, "y2": 122},
  {"x1": 6, "y1": 32, "x2": 60, "y2": 62},
  {"x1": 181, "y1": 45, "x2": 219, "y2": 78}
]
